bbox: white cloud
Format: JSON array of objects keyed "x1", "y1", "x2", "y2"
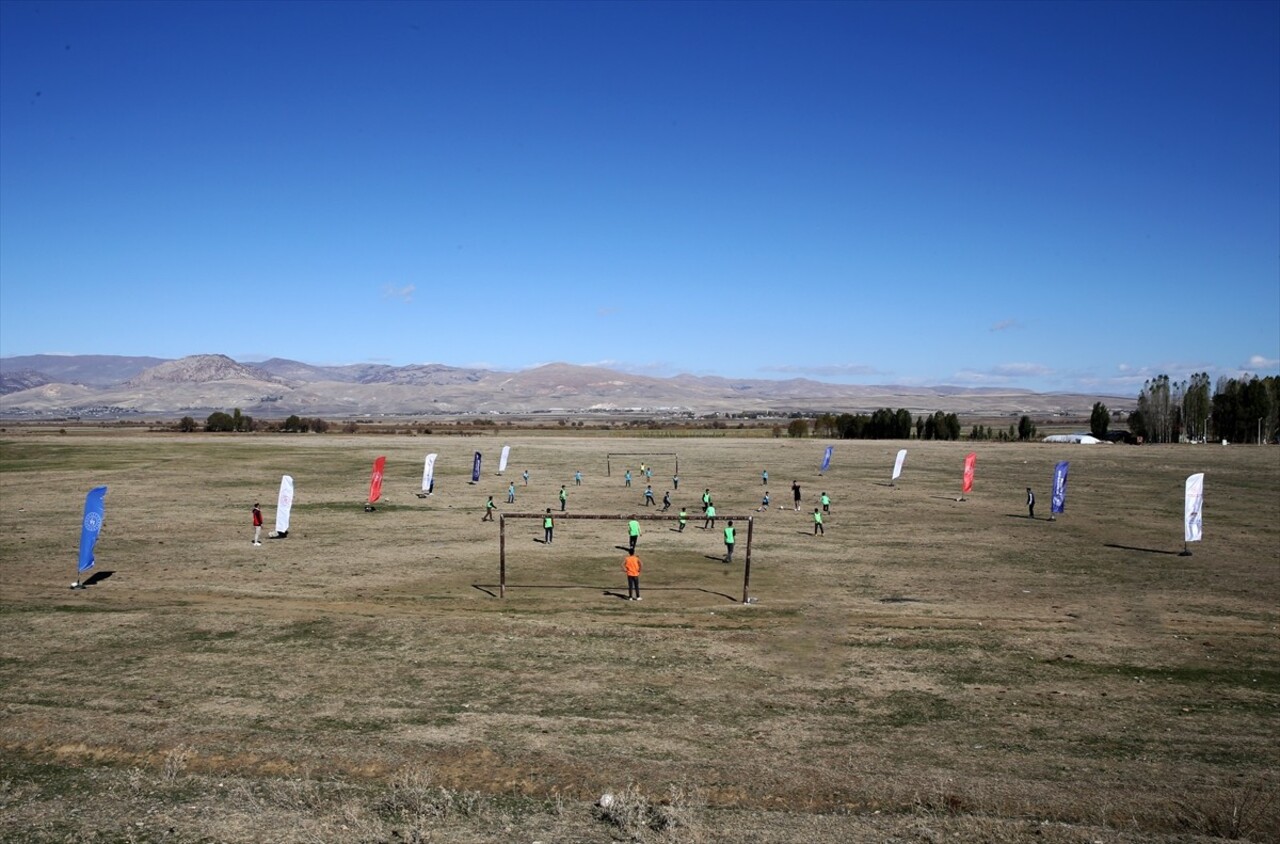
[
  {"x1": 951, "y1": 370, "x2": 1007, "y2": 385},
  {"x1": 950, "y1": 363, "x2": 1052, "y2": 385},
  {"x1": 381, "y1": 283, "x2": 415, "y2": 304},
  {"x1": 991, "y1": 362, "x2": 1052, "y2": 378},
  {"x1": 1244, "y1": 354, "x2": 1280, "y2": 370}
]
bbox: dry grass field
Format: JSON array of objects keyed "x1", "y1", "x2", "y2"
[{"x1": 1, "y1": 430, "x2": 1277, "y2": 843}]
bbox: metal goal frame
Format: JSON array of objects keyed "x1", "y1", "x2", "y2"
[
  {"x1": 605, "y1": 452, "x2": 679, "y2": 477},
  {"x1": 495, "y1": 512, "x2": 755, "y2": 603}
]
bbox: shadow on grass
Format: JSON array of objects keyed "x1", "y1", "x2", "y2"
[
  {"x1": 79, "y1": 570, "x2": 114, "y2": 587},
  {"x1": 1104, "y1": 543, "x2": 1180, "y2": 556},
  {"x1": 471, "y1": 583, "x2": 738, "y2": 602}
]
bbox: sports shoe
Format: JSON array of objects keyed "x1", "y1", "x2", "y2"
[{"x1": 635, "y1": 596, "x2": 642, "y2": 601}]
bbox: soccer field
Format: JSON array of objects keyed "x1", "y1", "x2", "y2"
[{"x1": 2, "y1": 430, "x2": 1277, "y2": 842}]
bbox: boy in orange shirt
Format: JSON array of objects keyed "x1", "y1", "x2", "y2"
[{"x1": 623, "y1": 553, "x2": 642, "y2": 601}]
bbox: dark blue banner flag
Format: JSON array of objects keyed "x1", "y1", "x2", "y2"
[
  {"x1": 1051, "y1": 461, "x2": 1069, "y2": 515},
  {"x1": 820, "y1": 446, "x2": 833, "y2": 473},
  {"x1": 471, "y1": 451, "x2": 482, "y2": 483},
  {"x1": 78, "y1": 486, "x2": 107, "y2": 574}
]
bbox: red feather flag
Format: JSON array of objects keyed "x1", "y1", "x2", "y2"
[
  {"x1": 368, "y1": 456, "x2": 386, "y2": 504},
  {"x1": 962, "y1": 453, "x2": 977, "y2": 495}
]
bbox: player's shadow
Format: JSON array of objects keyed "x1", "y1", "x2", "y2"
[
  {"x1": 471, "y1": 583, "x2": 738, "y2": 602},
  {"x1": 873, "y1": 482, "x2": 896, "y2": 488},
  {"x1": 603, "y1": 590, "x2": 633, "y2": 601},
  {"x1": 614, "y1": 545, "x2": 634, "y2": 552},
  {"x1": 703, "y1": 555, "x2": 729, "y2": 562},
  {"x1": 1104, "y1": 543, "x2": 1180, "y2": 556},
  {"x1": 1005, "y1": 514, "x2": 1039, "y2": 520}
]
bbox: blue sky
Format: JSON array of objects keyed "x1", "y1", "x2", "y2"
[{"x1": 2, "y1": 0, "x2": 1277, "y2": 395}]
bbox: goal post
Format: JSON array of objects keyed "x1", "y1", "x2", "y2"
[
  {"x1": 497, "y1": 512, "x2": 754, "y2": 603},
  {"x1": 605, "y1": 452, "x2": 679, "y2": 477}
]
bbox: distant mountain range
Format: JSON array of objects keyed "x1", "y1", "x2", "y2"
[{"x1": 0, "y1": 354, "x2": 1134, "y2": 419}]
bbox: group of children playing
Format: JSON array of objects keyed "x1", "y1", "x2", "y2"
[{"x1": 479, "y1": 466, "x2": 834, "y2": 602}]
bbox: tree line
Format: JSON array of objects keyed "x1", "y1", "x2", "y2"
[
  {"x1": 178, "y1": 410, "x2": 330, "y2": 433},
  {"x1": 801, "y1": 409, "x2": 1039, "y2": 442},
  {"x1": 1105, "y1": 373, "x2": 1278, "y2": 444}
]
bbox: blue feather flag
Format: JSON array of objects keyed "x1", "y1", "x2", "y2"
[
  {"x1": 1050, "y1": 461, "x2": 1069, "y2": 515},
  {"x1": 78, "y1": 486, "x2": 107, "y2": 574}
]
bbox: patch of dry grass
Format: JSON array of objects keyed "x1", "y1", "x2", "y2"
[{"x1": 1, "y1": 430, "x2": 1277, "y2": 841}]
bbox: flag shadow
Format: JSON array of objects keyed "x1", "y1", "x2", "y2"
[
  {"x1": 1104, "y1": 543, "x2": 1180, "y2": 556},
  {"x1": 78, "y1": 570, "x2": 114, "y2": 587}
]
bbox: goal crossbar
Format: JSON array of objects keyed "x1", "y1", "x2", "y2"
[{"x1": 497, "y1": 513, "x2": 754, "y2": 603}]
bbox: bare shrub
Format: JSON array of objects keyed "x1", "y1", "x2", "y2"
[
  {"x1": 161, "y1": 744, "x2": 194, "y2": 781},
  {"x1": 654, "y1": 780, "x2": 706, "y2": 839},
  {"x1": 596, "y1": 781, "x2": 705, "y2": 840},
  {"x1": 377, "y1": 766, "x2": 491, "y2": 822},
  {"x1": 1172, "y1": 775, "x2": 1278, "y2": 840},
  {"x1": 597, "y1": 783, "x2": 651, "y2": 835}
]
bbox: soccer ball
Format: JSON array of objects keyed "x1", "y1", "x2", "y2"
[{"x1": 598, "y1": 792, "x2": 614, "y2": 808}]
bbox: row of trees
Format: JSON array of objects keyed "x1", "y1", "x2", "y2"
[
  {"x1": 180, "y1": 410, "x2": 334, "y2": 433},
  {"x1": 199, "y1": 408, "x2": 254, "y2": 432},
  {"x1": 281, "y1": 415, "x2": 331, "y2": 433},
  {"x1": 797, "y1": 409, "x2": 1044, "y2": 441},
  {"x1": 1127, "y1": 373, "x2": 1277, "y2": 444},
  {"x1": 968, "y1": 417, "x2": 1039, "y2": 441},
  {"x1": 812, "y1": 409, "x2": 1043, "y2": 441}
]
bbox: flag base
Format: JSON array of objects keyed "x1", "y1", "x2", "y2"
[
  {"x1": 1179, "y1": 549, "x2": 1193, "y2": 557},
  {"x1": 70, "y1": 581, "x2": 84, "y2": 589}
]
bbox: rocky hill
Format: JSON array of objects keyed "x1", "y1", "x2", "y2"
[{"x1": 0, "y1": 354, "x2": 1135, "y2": 419}]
